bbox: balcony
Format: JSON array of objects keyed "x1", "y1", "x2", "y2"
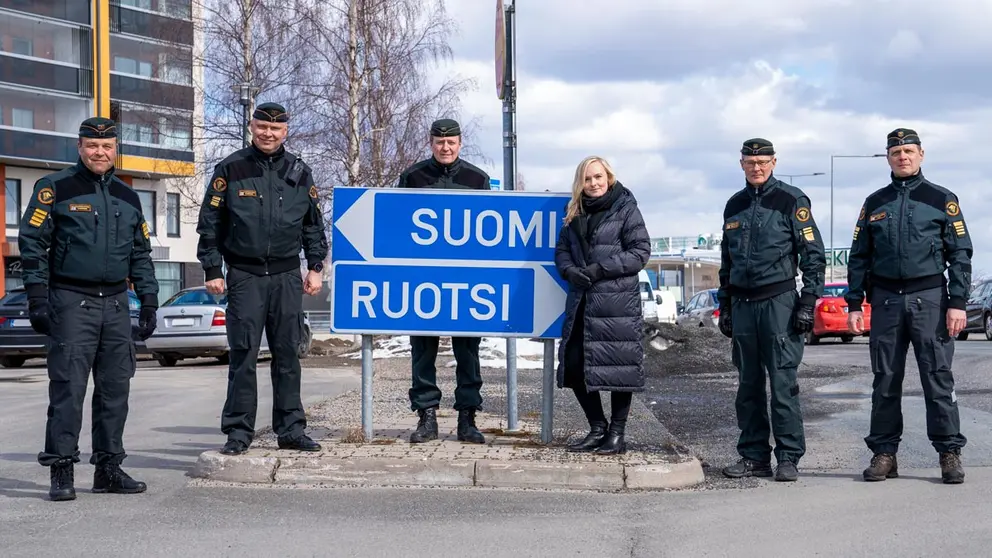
[
  {"x1": 0, "y1": 86, "x2": 91, "y2": 165},
  {"x1": 111, "y1": 100, "x2": 194, "y2": 176},
  {"x1": 0, "y1": 10, "x2": 93, "y2": 67},
  {"x1": 0, "y1": 0, "x2": 91, "y2": 25},
  {"x1": 110, "y1": 73, "x2": 193, "y2": 111},
  {"x1": 114, "y1": 0, "x2": 192, "y2": 21},
  {"x1": 110, "y1": 4, "x2": 193, "y2": 46},
  {"x1": 111, "y1": 35, "x2": 192, "y2": 86},
  {"x1": 0, "y1": 54, "x2": 93, "y2": 95}
]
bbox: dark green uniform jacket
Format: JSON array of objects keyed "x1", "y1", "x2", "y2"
[
  {"x1": 17, "y1": 161, "x2": 158, "y2": 306},
  {"x1": 845, "y1": 171, "x2": 972, "y2": 312},
  {"x1": 196, "y1": 144, "x2": 329, "y2": 280},
  {"x1": 718, "y1": 176, "x2": 826, "y2": 308},
  {"x1": 395, "y1": 157, "x2": 490, "y2": 190}
]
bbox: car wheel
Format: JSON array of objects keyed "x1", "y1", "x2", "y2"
[
  {"x1": 0, "y1": 356, "x2": 26, "y2": 368},
  {"x1": 841, "y1": 335, "x2": 854, "y2": 343},
  {"x1": 985, "y1": 314, "x2": 992, "y2": 341},
  {"x1": 157, "y1": 355, "x2": 178, "y2": 367},
  {"x1": 298, "y1": 327, "x2": 312, "y2": 359}
]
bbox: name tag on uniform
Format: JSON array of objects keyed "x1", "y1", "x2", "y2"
[
  {"x1": 869, "y1": 211, "x2": 886, "y2": 222},
  {"x1": 69, "y1": 203, "x2": 92, "y2": 212},
  {"x1": 238, "y1": 190, "x2": 257, "y2": 197},
  {"x1": 725, "y1": 220, "x2": 740, "y2": 230}
]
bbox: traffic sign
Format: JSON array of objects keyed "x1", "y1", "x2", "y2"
[{"x1": 330, "y1": 187, "x2": 572, "y2": 338}]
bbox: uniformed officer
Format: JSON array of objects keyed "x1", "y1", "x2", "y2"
[
  {"x1": 846, "y1": 128, "x2": 970, "y2": 484},
  {"x1": 396, "y1": 118, "x2": 490, "y2": 445},
  {"x1": 717, "y1": 138, "x2": 826, "y2": 482},
  {"x1": 196, "y1": 102, "x2": 328, "y2": 456},
  {"x1": 18, "y1": 117, "x2": 160, "y2": 501}
]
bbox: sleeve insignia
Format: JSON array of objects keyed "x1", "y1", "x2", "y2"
[
  {"x1": 795, "y1": 207, "x2": 810, "y2": 222},
  {"x1": 952, "y1": 220, "x2": 966, "y2": 237},
  {"x1": 309, "y1": 185, "x2": 319, "y2": 199},
  {"x1": 141, "y1": 222, "x2": 150, "y2": 239},
  {"x1": 212, "y1": 177, "x2": 227, "y2": 192},
  {"x1": 209, "y1": 195, "x2": 221, "y2": 208},
  {"x1": 802, "y1": 226, "x2": 815, "y2": 242},
  {"x1": 853, "y1": 225, "x2": 861, "y2": 241},
  {"x1": 946, "y1": 201, "x2": 960, "y2": 217},
  {"x1": 28, "y1": 208, "x2": 48, "y2": 228},
  {"x1": 37, "y1": 187, "x2": 54, "y2": 205}
]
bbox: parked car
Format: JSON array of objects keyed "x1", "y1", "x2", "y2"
[
  {"x1": 960, "y1": 278, "x2": 992, "y2": 341},
  {"x1": 0, "y1": 288, "x2": 145, "y2": 368},
  {"x1": 653, "y1": 289, "x2": 678, "y2": 324},
  {"x1": 806, "y1": 282, "x2": 870, "y2": 345},
  {"x1": 143, "y1": 286, "x2": 313, "y2": 367},
  {"x1": 676, "y1": 288, "x2": 720, "y2": 329}
]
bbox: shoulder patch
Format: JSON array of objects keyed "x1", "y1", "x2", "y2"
[
  {"x1": 858, "y1": 205, "x2": 866, "y2": 222},
  {"x1": 795, "y1": 207, "x2": 810, "y2": 222},
  {"x1": 946, "y1": 201, "x2": 960, "y2": 217},
  {"x1": 870, "y1": 211, "x2": 887, "y2": 222},
  {"x1": 309, "y1": 185, "x2": 318, "y2": 199},
  {"x1": 212, "y1": 177, "x2": 227, "y2": 192},
  {"x1": 37, "y1": 187, "x2": 54, "y2": 205}
]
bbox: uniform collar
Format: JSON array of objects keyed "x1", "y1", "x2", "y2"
[
  {"x1": 74, "y1": 159, "x2": 115, "y2": 183},
  {"x1": 890, "y1": 169, "x2": 924, "y2": 190},
  {"x1": 746, "y1": 174, "x2": 779, "y2": 196},
  {"x1": 250, "y1": 142, "x2": 286, "y2": 163},
  {"x1": 430, "y1": 156, "x2": 462, "y2": 174}
]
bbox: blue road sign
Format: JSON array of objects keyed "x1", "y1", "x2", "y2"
[
  {"x1": 330, "y1": 187, "x2": 572, "y2": 338},
  {"x1": 490, "y1": 178, "x2": 501, "y2": 190}
]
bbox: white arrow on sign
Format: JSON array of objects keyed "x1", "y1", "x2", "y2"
[
  {"x1": 532, "y1": 265, "x2": 567, "y2": 337},
  {"x1": 334, "y1": 189, "x2": 376, "y2": 261}
]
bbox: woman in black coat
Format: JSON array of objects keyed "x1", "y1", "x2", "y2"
[{"x1": 554, "y1": 156, "x2": 651, "y2": 455}]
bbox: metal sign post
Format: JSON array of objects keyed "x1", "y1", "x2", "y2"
[{"x1": 330, "y1": 187, "x2": 570, "y2": 439}]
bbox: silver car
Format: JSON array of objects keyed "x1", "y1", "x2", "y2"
[{"x1": 144, "y1": 286, "x2": 313, "y2": 367}]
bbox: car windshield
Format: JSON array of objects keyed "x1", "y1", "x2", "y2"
[
  {"x1": 0, "y1": 291, "x2": 27, "y2": 306},
  {"x1": 163, "y1": 290, "x2": 227, "y2": 306},
  {"x1": 823, "y1": 285, "x2": 849, "y2": 298}
]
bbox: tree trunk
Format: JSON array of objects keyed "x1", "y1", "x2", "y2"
[{"x1": 346, "y1": 0, "x2": 361, "y2": 186}]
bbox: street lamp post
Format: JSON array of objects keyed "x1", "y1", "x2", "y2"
[
  {"x1": 828, "y1": 154, "x2": 886, "y2": 281},
  {"x1": 237, "y1": 83, "x2": 259, "y2": 148},
  {"x1": 779, "y1": 172, "x2": 825, "y2": 183}
]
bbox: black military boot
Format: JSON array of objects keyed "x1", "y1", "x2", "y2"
[
  {"x1": 278, "y1": 434, "x2": 322, "y2": 452},
  {"x1": 93, "y1": 462, "x2": 147, "y2": 494},
  {"x1": 409, "y1": 407, "x2": 438, "y2": 443},
  {"x1": 939, "y1": 451, "x2": 964, "y2": 484},
  {"x1": 775, "y1": 461, "x2": 799, "y2": 482},
  {"x1": 49, "y1": 459, "x2": 76, "y2": 502},
  {"x1": 863, "y1": 453, "x2": 898, "y2": 482},
  {"x1": 722, "y1": 457, "x2": 773, "y2": 478},
  {"x1": 594, "y1": 423, "x2": 626, "y2": 455},
  {"x1": 457, "y1": 409, "x2": 486, "y2": 444},
  {"x1": 566, "y1": 422, "x2": 608, "y2": 452}
]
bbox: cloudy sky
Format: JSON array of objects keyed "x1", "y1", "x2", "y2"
[{"x1": 431, "y1": 0, "x2": 992, "y2": 274}]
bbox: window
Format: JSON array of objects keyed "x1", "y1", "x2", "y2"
[
  {"x1": 5, "y1": 178, "x2": 20, "y2": 227},
  {"x1": 11, "y1": 108, "x2": 33, "y2": 129},
  {"x1": 154, "y1": 262, "x2": 182, "y2": 303},
  {"x1": 136, "y1": 190, "x2": 156, "y2": 236},
  {"x1": 121, "y1": 0, "x2": 153, "y2": 9},
  {"x1": 11, "y1": 37, "x2": 32, "y2": 56},
  {"x1": 113, "y1": 55, "x2": 153, "y2": 78},
  {"x1": 166, "y1": 192, "x2": 180, "y2": 237}
]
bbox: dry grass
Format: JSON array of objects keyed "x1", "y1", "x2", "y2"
[{"x1": 340, "y1": 427, "x2": 367, "y2": 444}]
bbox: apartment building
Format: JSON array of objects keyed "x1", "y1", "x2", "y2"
[{"x1": 0, "y1": 0, "x2": 204, "y2": 302}]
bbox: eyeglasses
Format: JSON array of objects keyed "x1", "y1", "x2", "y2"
[{"x1": 742, "y1": 159, "x2": 774, "y2": 168}]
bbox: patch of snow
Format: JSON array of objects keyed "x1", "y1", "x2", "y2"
[{"x1": 342, "y1": 335, "x2": 559, "y2": 369}]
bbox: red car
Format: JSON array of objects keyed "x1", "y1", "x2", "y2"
[{"x1": 806, "y1": 282, "x2": 871, "y2": 345}]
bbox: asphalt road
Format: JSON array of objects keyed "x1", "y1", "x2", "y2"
[{"x1": 2, "y1": 349, "x2": 991, "y2": 556}]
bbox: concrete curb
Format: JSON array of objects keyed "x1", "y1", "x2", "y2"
[{"x1": 189, "y1": 451, "x2": 705, "y2": 492}]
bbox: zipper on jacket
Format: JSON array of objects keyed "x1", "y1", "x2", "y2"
[
  {"x1": 742, "y1": 196, "x2": 758, "y2": 287},
  {"x1": 101, "y1": 178, "x2": 111, "y2": 283},
  {"x1": 897, "y1": 190, "x2": 906, "y2": 278}
]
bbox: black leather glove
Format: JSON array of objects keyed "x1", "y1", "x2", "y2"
[
  {"x1": 28, "y1": 297, "x2": 52, "y2": 336},
  {"x1": 718, "y1": 306, "x2": 733, "y2": 338},
  {"x1": 582, "y1": 263, "x2": 604, "y2": 283},
  {"x1": 792, "y1": 303, "x2": 815, "y2": 334},
  {"x1": 135, "y1": 306, "x2": 158, "y2": 341},
  {"x1": 564, "y1": 267, "x2": 592, "y2": 289}
]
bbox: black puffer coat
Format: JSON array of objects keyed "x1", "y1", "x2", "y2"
[{"x1": 554, "y1": 184, "x2": 651, "y2": 392}]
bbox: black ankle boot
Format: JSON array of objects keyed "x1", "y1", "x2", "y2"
[
  {"x1": 567, "y1": 422, "x2": 608, "y2": 452},
  {"x1": 594, "y1": 424, "x2": 626, "y2": 455},
  {"x1": 93, "y1": 461, "x2": 146, "y2": 494},
  {"x1": 409, "y1": 407, "x2": 438, "y2": 443},
  {"x1": 49, "y1": 459, "x2": 76, "y2": 502},
  {"x1": 457, "y1": 409, "x2": 486, "y2": 444}
]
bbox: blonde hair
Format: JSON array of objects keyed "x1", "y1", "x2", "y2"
[{"x1": 563, "y1": 156, "x2": 617, "y2": 224}]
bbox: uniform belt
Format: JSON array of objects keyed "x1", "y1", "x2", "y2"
[
  {"x1": 869, "y1": 273, "x2": 944, "y2": 295},
  {"x1": 729, "y1": 278, "x2": 796, "y2": 301},
  {"x1": 224, "y1": 255, "x2": 300, "y2": 277},
  {"x1": 51, "y1": 277, "x2": 128, "y2": 297}
]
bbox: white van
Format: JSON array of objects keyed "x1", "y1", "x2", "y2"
[
  {"x1": 638, "y1": 270, "x2": 658, "y2": 322},
  {"x1": 653, "y1": 289, "x2": 678, "y2": 324}
]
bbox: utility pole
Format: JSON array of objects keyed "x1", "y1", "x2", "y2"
[{"x1": 498, "y1": 0, "x2": 519, "y2": 431}]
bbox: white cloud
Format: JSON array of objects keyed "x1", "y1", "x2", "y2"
[{"x1": 432, "y1": 0, "x2": 992, "y2": 272}]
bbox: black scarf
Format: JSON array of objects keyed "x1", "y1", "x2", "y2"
[{"x1": 573, "y1": 183, "x2": 623, "y2": 259}]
